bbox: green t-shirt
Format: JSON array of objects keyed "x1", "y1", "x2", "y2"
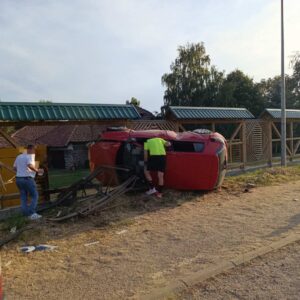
[{"x1": 144, "y1": 138, "x2": 167, "y2": 156}]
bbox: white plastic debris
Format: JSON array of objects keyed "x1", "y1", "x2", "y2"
[
  {"x1": 116, "y1": 229, "x2": 128, "y2": 235},
  {"x1": 84, "y1": 241, "x2": 100, "y2": 247},
  {"x1": 20, "y1": 244, "x2": 58, "y2": 253},
  {"x1": 10, "y1": 226, "x2": 17, "y2": 234}
]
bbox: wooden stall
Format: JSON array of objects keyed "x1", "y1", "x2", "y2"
[
  {"x1": 0, "y1": 102, "x2": 142, "y2": 210},
  {"x1": 164, "y1": 106, "x2": 255, "y2": 168},
  {"x1": 0, "y1": 144, "x2": 48, "y2": 209},
  {"x1": 260, "y1": 109, "x2": 300, "y2": 163}
]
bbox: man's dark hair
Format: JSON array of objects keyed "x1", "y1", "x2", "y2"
[{"x1": 26, "y1": 144, "x2": 35, "y2": 150}]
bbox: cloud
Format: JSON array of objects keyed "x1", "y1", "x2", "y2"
[{"x1": 0, "y1": 0, "x2": 299, "y2": 111}]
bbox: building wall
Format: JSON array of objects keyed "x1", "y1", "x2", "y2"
[
  {"x1": 48, "y1": 143, "x2": 89, "y2": 169},
  {"x1": 64, "y1": 143, "x2": 89, "y2": 170},
  {"x1": 72, "y1": 144, "x2": 89, "y2": 169}
]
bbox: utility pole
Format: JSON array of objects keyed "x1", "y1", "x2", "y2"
[{"x1": 281, "y1": 0, "x2": 287, "y2": 167}]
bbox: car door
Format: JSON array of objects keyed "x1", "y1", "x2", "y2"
[{"x1": 165, "y1": 141, "x2": 218, "y2": 190}]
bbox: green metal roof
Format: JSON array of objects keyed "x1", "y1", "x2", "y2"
[
  {"x1": 168, "y1": 106, "x2": 254, "y2": 120},
  {"x1": 262, "y1": 108, "x2": 300, "y2": 119},
  {"x1": 0, "y1": 102, "x2": 141, "y2": 122}
]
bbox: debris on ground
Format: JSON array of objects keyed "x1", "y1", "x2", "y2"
[
  {"x1": 243, "y1": 182, "x2": 256, "y2": 193},
  {"x1": 4, "y1": 261, "x2": 12, "y2": 268},
  {"x1": 0, "y1": 225, "x2": 34, "y2": 249},
  {"x1": 10, "y1": 227, "x2": 17, "y2": 234},
  {"x1": 84, "y1": 241, "x2": 99, "y2": 247},
  {"x1": 246, "y1": 183, "x2": 256, "y2": 189},
  {"x1": 116, "y1": 229, "x2": 128, "y2": 235},
  {"x1": 20, "y1": 246, "x2": 35, "y2": 253},
  {"x1": 20, "y1": 245, "x2": 57, "y2": 253},
  {"x1": 43, "y1": 166, "x2": 138, "y2": 222}
]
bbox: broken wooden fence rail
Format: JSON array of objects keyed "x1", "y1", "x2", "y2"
[{"x1": 48, "y1": 175, "x2": 138, "y2": 222}]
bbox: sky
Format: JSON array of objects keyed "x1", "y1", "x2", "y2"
[{"x1": 0, "y1": 0, "x2": 300, "y2": 112}]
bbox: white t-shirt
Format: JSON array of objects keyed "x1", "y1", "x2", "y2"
[{"x1": 13, "y1": 153, "x2": 36, "y2": 178}]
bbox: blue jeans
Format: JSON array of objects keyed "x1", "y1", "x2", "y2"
[{"x1": 16, "y1": 177, "x2": 38, "y2": 216}]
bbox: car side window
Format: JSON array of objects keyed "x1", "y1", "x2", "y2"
[
  {"x1": 171, "y1": 141, "x2": 205, "y2": 153},
  {"x1": 193, "y1": 143, "x2": 205, "y2": 152}
]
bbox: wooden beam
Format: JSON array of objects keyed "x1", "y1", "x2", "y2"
[
  {"x1": 286, "y1": 145, "x2": 293, "y2": 156},
  {"x1": 272, "y1": 122, "x2": 281, "y2": 138},
  {"x1": 178, "y1": 123, "x2": 186, "y2": 132},
  {"x1": 290, "y1": 122, "x2": 294, "y2": 160},
  {"x1": 0, "y1": 161, "x2": 15, "y2": 174},
  {"x1": 294, "y1": 140, "x2": 300, "y2": 155},
  {"x1": 271, "y1": 122, "x2": 293, "y2": 156},
  {"x1": 0, "y1": 172, "x2": 6, "y2": 193},
  {"x1": 268, "y1": 121, "x2": 273, "y2": 166},
  {"x1": 0, "y1": 119, "x2": 130, "y2": 127},
  {"x1": 0, "y1": 193, "x2": 19, "y2": 201},
  {"x1": 179, "y1": 119, "x2": 243, "y2": 125},
  {"x1": 0, "y1": 129, "x2": 19, "y2": 148},
  {"x1": 229, "y1": 123, "x2": 243, "y2": 144},
  {"x1": 211, "y1": 123, "x2": 216, "y2": 132},
  {"x1": 242, "y1": 122, "x2": 247, "y2": 168}
]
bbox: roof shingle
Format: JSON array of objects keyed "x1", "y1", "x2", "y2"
[
  {"x1": 168, "y1": 106, "x2": 254, "y2": 120},
  {"x1": 0, "y1": 102, "x2": 141, "y2": 122},
  {"x1": 12, "y1": 125, "x2": 105, "y2": 147},
  {"x1": 261, "y1": 109, "x2": 300, "y2": 119}
]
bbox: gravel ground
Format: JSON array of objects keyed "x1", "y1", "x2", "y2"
[
  {"x1": 2, "y1": 181, "x2": 300, "y2": 299},
  {"x1": 180, "y1": 241, "x2": 300, "y2": 300}
]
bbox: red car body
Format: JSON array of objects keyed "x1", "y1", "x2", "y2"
[{"x1": 89, "y1": 129, "x2": 227, "y2": 191}]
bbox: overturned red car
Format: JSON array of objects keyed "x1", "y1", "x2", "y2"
[{"x1": 89, "y1": 128, "x2": 227, "y2": 191}]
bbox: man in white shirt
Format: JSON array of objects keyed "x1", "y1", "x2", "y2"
[{"x1": 13, "y1": 145, "x2": 43, "y2": 220}]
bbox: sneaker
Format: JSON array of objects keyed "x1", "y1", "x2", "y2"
[
  {"x1": 146, "y1": 188, "x2": 157, "y2": 196},
  {"x1": 155, "y1": 192, "x2": 163, "y2": 199},
  {"x1": 29, "y1": 213, "x2": 42, "y2": 220}
]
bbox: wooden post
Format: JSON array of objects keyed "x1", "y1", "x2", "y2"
[
  {"x1": 242, "y1": 121, "x2": 247, "y2": 169},
  {"x1": 211, "y1": 123, "x2": 215, "y2": 132},
  {"x1": 125, "y1": 120, "x2": 130, "y2": 129},
  {"x1": 268, "y1": 121, "x2": 273, "y2": 166},
  {"x1": 178, "y1": 123, "x2": 186, "y2": 132},
  {"x1": 289, "y1": 121, "x2": 293, "y2": 161}
]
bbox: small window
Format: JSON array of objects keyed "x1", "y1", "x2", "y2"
[
  {"x1": 172, "y1": 141, "x2": 205, "y2": 153},
  {"x1": 193, "y1": 143, "x2": 205, "y2": 152}
]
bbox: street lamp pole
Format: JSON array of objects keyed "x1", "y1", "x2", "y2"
[{"x1": 281, "y1": 0, "x2": 287, "y2": 166}]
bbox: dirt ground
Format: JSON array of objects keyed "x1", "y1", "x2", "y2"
[{"x1": 2, "y1": 180, "x2": 300, "y2": 299}]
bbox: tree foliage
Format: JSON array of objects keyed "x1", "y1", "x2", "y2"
[
  {"x1": 218, "y1": 70, "x2": 264, "y2": 116},
  {"x1": 126, "y1": 97, "x2": 140, "y2": 107},
  {"x1": 162, "y1": 43, "x2": 300, "y2": 116},
  {"x1": 39, "y1": 99, "x2": 52, "y2": 104},
  {"x1": 162, "y1": 43, "x2": 224, "y2": 107}
]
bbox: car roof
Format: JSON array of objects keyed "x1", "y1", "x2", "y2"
[{"x1": 101, "y1": 129, "x2": 224, "y2": 142}]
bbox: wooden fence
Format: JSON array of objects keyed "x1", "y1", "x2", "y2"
[{"x1": 128, "y1": 119, "x2": 300, "y2": 169}]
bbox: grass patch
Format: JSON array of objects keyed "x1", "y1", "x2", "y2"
[
  {"x1": 0, "y1": 213, "x2": 29, "y2": 232},
  {"x1": 48, "y1": 168, "x2": 90, "y2": 189},
  {"x1": 224, "y1": 165, "x2": 300, "y2": 189}
]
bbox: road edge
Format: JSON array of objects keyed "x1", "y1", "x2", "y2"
[{"x1": 140, "y1": 233, "x2": 300, "y2": 300}]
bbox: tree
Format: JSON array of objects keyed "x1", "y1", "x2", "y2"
[
  {"x1": 161, "y1": 42, "x2": 224, "y2": 107},
  {"x1": 218, "y1": 70, "x2": 265, "y2": 116},
  {"x1": 257, "y1": 77, "x2": 281, "y2": 108},
  {"x1": 258, "y1": 54, "x2": 300, "y2": 110},
  {"x1": 289, "y1": 53, "x2": 300, "y2": 108},
  {"x1": 39, "y1": 99, "x2": 52, "y2": 104},
  {"x1": 126, "y1": 97, "x2": 140, "y2": 106}
]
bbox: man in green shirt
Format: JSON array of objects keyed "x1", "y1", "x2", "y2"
[{"x1": 144, "y1": 137, "x2": 171, "y2": 198}]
